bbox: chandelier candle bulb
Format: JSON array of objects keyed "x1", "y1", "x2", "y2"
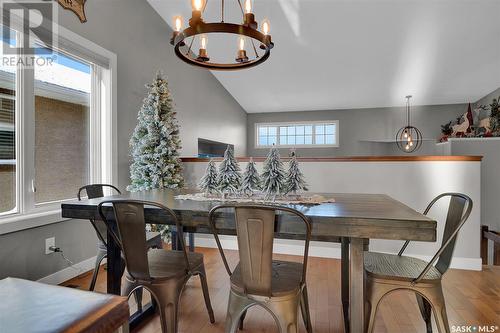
[
  {"x1": 243, "y1": 0, "x2": 257, "y2": 29},
  {"x1": 197, "y1": 34, "x2": 209, "y2": 62},
  {"x1": 190, "y1": 0, "x2": 205, "y2": 26},
  {"x1": 170, "y1": 16, "x2": 184, "y2": 45},
  {"x1": 236, "y1": 36, "x2": 249, "y2": 62}
]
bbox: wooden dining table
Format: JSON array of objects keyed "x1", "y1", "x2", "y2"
[{"x1": 61, "y1": 189, "x2": 436, "y2": 333}]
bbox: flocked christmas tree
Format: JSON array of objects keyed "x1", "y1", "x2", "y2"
[
  {"x1": 241, "y1": 157, "x2": 261, "y2": 196},
  {"x1": 261, "y1": 147, "x2": 287, "y2": 200},
  {"x1": 286, "y1": 154, "x2": 308, "y2": 194},
  {"x1": 199, "y1": 159, "x2": 219, "y2": 195},
  {"x1": 218, "y1": 145, "x2": 242, "y2": 196},
  {"x1": 127, "y1": 72, "x2": 184, "y2": 240}
]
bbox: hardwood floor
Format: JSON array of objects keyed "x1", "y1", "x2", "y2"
[{"x1": 62, "y1": 247, "x2": 500, "y2": 333}]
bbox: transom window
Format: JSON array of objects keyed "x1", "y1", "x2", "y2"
[{"x1": 256, "y1": 121, "x2": 339, "y2": 148}]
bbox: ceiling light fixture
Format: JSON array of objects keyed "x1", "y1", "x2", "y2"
[
  {"x1": 396, "y1": 95, "x2": 423, "y2": 153},
  {"x1": 170, "y1": 0, "x2": 274, "y2": 70}
]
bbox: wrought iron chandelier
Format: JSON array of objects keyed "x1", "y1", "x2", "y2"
[
  {"x1": 170, "y1": 0, "x2": 274, "y2": 70},
  {"x1": 396, "y1": 95, "x2": 423, "y2": 153}
]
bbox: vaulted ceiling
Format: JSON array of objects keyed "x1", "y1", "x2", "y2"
[{"x1": 148, "y1": 0, "x2": 500, "y2": 113}]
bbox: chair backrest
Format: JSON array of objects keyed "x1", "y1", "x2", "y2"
[
  {"x1": 77, "y1": 184, "x2": 121, "y2": 200},
  {"x1": 425, "y1": 193, "x2": 473, "y2": 274},
  {"x1": 208, "y1": 204, "x2": 311, "y2": 297},
  {"x1": 77, "y1": 184, "x2": 121, "y2": 245},
  {"x1": 98, "y1": 200, "x2": 190, "y2": 282},
  {"x1": 413, "y1": 193, "x2": 473, "y2": 283}
]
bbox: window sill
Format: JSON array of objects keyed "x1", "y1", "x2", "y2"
[{"x1": 0, "y1": 209, "x2": 70, "y2": 235}]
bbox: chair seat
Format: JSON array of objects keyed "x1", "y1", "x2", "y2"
[
  {"x1": 134, "y1": 249, "x2": 204, "y2": 281},
  {"x1": 230, "y1": 260, "x2": 303, "y2": 297},
  {"x1": 364, "y1": 252, "x2": 442, "y2": 282}
]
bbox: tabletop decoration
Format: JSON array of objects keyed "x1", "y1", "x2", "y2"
[{"x1": 181, "y1": 146, "x2": 327, "y2": 204}]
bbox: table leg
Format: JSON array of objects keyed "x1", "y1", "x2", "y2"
[
  {"x1": 107, "y1": 231, "x2": 122, "y2": 295},
  {"x1": 350, "y1": 238, "x2": 365, "y2": 333},
  {"x1": 341, "y1": 237, "x2": 350, "y2": 332}
]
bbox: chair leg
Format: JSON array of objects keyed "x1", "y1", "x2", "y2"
[
  {"x1": 416, "y1": 293, "x2": 433, "y2": 333},
  {"x1": 266, "y1": 297, "x2": 300, "y2": 333},
  {"x1": 153, "y1": 282, "x2": 184, "y2": 333},
  {"x1": 89, "y1": 248, "x2": 107, "y2": 291},
  {"x1": 300, "y1": 286, "x2": 313, "y2": 333},
  {"x1": 365, "y1": 281, "x2": 391, "y2": 333},
  {"x1": 198, "y1": 268, "x2": 215, "y2": 323},
  {"x1": 226, "y1": 291, "x2": 254, "y2": 333},
  {"x1": 133, "y1": 287, "x2": 143, "y2": 313},
  {"x1": 424, "y1": 286, "x2": 450, "y2": 333},
  {"x1": 238, "y1": 310, "x2": 247, "y2": 330}
]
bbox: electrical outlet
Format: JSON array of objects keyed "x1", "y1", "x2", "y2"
[{"x1": 45, "y1": 237, "x2": 55, "y2": 254}]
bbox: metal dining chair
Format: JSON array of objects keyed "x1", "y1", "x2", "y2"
[
  {"x1": 98, "y1": 199, "x2": 215, "y2": 333},
  {"x1": 208, "y1": 204, "x2": 313, "y2": 333},
  {"x1": 364, "y1": 193, "x2": 473, "y2": 333},
  {"x1": 77, "y1": 184, "x2": 163, "y2": 291}
]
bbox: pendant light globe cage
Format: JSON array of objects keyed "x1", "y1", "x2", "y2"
[
  {"x1": 396, "y1": 95, "x2": 423, "y2": 153},
  {"x1": 396, "y1": 125, "x2": 423, "y2": 153}
]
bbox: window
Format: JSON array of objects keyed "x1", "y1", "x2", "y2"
[
  {"x1": 256, "y1": 121, "x2": 339, "y2": 148},
  {"x1": 0, "y1": 21, "x2": 116, "y2": 224},
  {"x1": 34, "y1": 48, "x2": 91, "y2": 204}
]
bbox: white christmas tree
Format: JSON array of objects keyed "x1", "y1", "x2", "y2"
[
  {"x1": 127, "y1": 72, "x2": 183, "y2": 241},
  {"x1": 286, "y1": 154, "x2": 308, "y2": 194},
  {"x1": 261, "y1": 147, "x2": 287, "y2": 200},
  {"x1": 218, "y1": 145, "x2": 242, "y2": 196},
  {"x1": 199, "y1": 159, "x2": 219, "y2": 195},
  {"x1": 241, "y1": 157, "x2": 261, "y2": 196}
]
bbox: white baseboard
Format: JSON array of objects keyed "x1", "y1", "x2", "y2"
[
  {"x1": 194, "y1": 235, "x2": 482, "y2": 271},
  {"x1": 37, "y1": 256, "x2": 104, "y2": 285}
]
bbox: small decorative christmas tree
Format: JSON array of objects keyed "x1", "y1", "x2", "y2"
[
  {"x1": 127, "y1": 72, "x2": 184, "y2": 241},
  {"x1": 261, "y1": 147, "x2": 287, "y2": 200},
  {"x1": 241, "y1": 158, "x2": 261, "y2": 196},
  {"x1": 218, "y1": 145, "x2": 242, "y2": 196},
  {"x1": 199, "y1": 159, "x2": 219, "y2": 195},
  {"x1": 286, "y1": 154, "x2": 308, "y2": 195}
]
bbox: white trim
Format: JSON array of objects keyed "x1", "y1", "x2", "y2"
[
  {"x1": 255, "y1": 120, "x2": 340, "y2": 149},
  {"x1": 0, "y1": 209, "x2": 68, "y2": 235},
  {"x1": 194, "y1": 235, "x2": 482, "y2": 271},
  {"x1": 37, "y1": 255, "x2": 103, "y2": 285}
]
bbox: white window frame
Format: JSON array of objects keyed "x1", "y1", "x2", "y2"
[
  {"x1": 0, "y1": 22, "x2": 117, "y2": 234},
  {"x1": 255, "y1": 120, "x2": 340, "y2": 148}
]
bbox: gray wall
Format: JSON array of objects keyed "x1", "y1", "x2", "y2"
[
  {"x1": 247, "y1": 104, "x2": 467, "y2": 157},
  {"x1": 446, "y1": 139, "x2": 500, "y2": 231},
  {"x1": 475, "y1": 87, "x2": 500, "y2": 108},
  {"x1": 0, "y1": 0, "x2": 246, "y2": 281}
]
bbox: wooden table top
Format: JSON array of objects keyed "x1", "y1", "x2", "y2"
[
  {"x1": 0, "y1": 278, "x2": 129, "y2": 333},
  {"x1": 62, "y1": 189, "x2": 436, "y2": 242}
]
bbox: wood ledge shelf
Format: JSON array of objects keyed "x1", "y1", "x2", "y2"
[{"x1": 181, "y1": 156, "x2": 483, "y2": 162}]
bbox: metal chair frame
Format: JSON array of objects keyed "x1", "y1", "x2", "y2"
[
  {"x1": 365, "y1": 193, "x2": 473, "y2": 333},
  {"x1": 208, "y1": 203, "x2": 313, "y2": 333},
  {"x1": 98, "y1": 199, "x2": 214, "y2": 333}
]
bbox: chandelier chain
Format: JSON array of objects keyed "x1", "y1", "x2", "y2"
[
  {"x1": 186, "y1": 36, "x2": 195, "y2": 56},
  {"x1": 221, "y1": 0, "x2": 224, "y2": 22},
  {"x1": 236, "y1": 0, "x2": 245, "y2": 16}
]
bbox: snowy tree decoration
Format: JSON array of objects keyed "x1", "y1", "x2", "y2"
[
  {"x1": 127, "y1": 72, "x2": 184, "y2": 192},
  {"x1": 241, "y1": 157, "x2": 261, "y2": 195},
  {"x1": 199, "y1": 159, "x2": 219, "y2": 194},
  {"x1": 127, "y1": 72, "x2": 184, "y2": 241},
  {"x1": 286, "y1": 154, "x2": 308, "y2": 194},
  {"x1": 261, "y1": 147, "x2": 287, "y2": 200},
  {"x1": 218, "y1": 145, "x2": 242, "y2": 195}
]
